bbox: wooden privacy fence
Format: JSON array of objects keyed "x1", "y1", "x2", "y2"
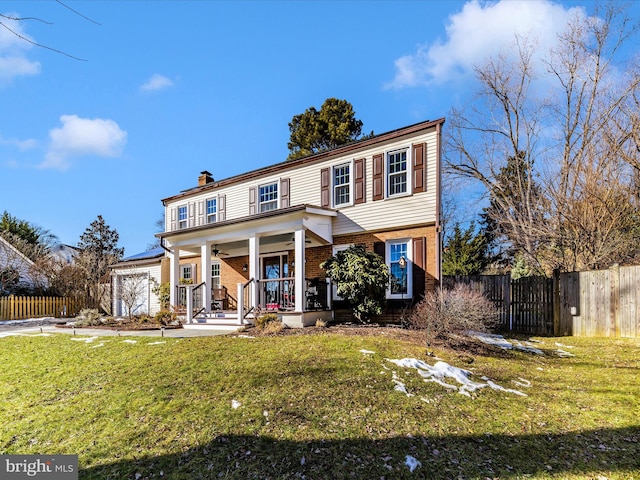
[
  {"x1": 0, "y1": 295, "x2": 80, "y2": 321},
  {"x1": 444, "y1": 265, "x2": 640, "y2": 338}
]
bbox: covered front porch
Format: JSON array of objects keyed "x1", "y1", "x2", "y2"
[{"x1": 160, "y1": 205, "x2": 337, "y2": 328}]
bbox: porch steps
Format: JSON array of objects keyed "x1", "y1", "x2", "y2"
[{"x1": 181, "y1": 310, "x2": 253, "y2": 331}]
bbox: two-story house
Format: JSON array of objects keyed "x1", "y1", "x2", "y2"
[{"x1": 157, "y1": 118, "x2": 444, "y2": 328}]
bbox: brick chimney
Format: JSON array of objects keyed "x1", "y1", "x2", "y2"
[{"x1": 198, "y1": 170, "x2": 214, "y2": 186}]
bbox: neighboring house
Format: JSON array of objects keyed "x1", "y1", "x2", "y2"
[
  {"x1": 49, "y1": 244, "x2": 80, "y2": 266},
  {"x1": 158, "y1": 118, "x2": 444, "y2": 327},
  {"x1": 0, "y1": 236, "x2": 47, "y2": 293},
  {"x1": 110, "y1": 248, "x2": 166, "y2": 317}
]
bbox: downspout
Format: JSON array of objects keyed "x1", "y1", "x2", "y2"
[{"x1": 435, "y1": 121, "x2": 444, "y2": 285}]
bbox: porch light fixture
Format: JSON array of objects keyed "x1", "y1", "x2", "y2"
[{"x1": 242, "y1": 263, "x2": 248, "y2": 272}]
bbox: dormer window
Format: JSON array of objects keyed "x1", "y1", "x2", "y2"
[
  {"x1": 206, "y1": 198, "x2": 217, "y2": 223},
  {"x1": 178, "y1": 205, "x2": 188, "y2": 229}
]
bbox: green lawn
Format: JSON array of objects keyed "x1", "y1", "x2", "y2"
[{"x1": 0, "y1": 330, "x2": 638, "y2": 479}]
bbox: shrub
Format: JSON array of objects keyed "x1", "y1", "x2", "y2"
[
  {"x1": 315, "y1": 319, "x2": 328, "y2": 328},
  {"x1": 262, "y1": 320, "x2": 284, "y2": 335},
  {"x1": 320, "y1": 244, "x2": 389, "y2": 323},
  {"x1": 408, "y1": 284, "x2": 499, "y2": 346},
  {"x1": 154, "y1": 309, "x2": 178, "y2": 326},
  {"x1": 74, "y1": 308, "x2": 103, "y2": 327},
  {"x1": 255, "y1": 313, "x2": 280, "y2": 330}
]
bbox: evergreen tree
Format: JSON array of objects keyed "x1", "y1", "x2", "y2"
[
  {"x1": 76, "y1": 215, "x2": 124, "y2": 309},
  {"x1": 287, "y1": 98, "x2": 365, "y2": 160},
  {"x1": 442, "y1": 222, "x2": 489, "y2": 276}
]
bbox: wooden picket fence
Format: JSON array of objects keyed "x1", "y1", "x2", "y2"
[
  {"x1": 444, "y1": 265, "x2": 640, "y2": 338},
  {"x1": 0, "y1": 295, "x2": 81, "y2": 321}
]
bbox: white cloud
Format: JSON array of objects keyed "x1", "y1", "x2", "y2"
[
  {"x1": 386, "y1": 0, "x2": 584, "y2": 89},
  {"x1": 0, "y1": 134, "x2": 37, "y2": 151},
  {"x1": 140, "y1": 73, "x2": 174, "y2": 93},
  {"x1": 41, "y1": 115, "x2": 127, "y2": 170},
  {"x1": 0, "y1": 12, "x2": 41, "y2": 84}
]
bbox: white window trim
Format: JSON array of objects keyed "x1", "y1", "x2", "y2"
[
  {"x1": 385, "y1": 146, "x2": 412, "y2": 199},
  {"x1": 178, "y1": 204, "x2": 188, "y2": 229},
  {"x1": 180, "y1": 264, "x2": 195, "y2": 283},
  {"x1": 332, "y1": 160, "x2": 354, "y2": 208},
  {"x1": 206, "y1": 197, "x2": 217, "y2": 224},
  {"x1": 211, "y1": 262, "x2": 221, "y2": 287},
  {"x1": 258, "y1": 179, "x2": 280, "y2": 213},
  {"x1": 386, "y1": 238, "x2": 412, "y2": 299}
]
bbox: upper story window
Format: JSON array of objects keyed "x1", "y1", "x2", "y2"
[
  {"x1": 178, "y1": 205, "x2": 188, "y2": 229},
  {"x1": 333, "y1": 163, "x2": 351, "y2": 207},
  {"x1": 259, "y1": 182, "x2": 278, "y2": 212},
  {"x1": 206, "y1": 198, "x2": 217, "y2": 224},
  {"x1": 387, "y1": 149, "x2": 408, "y2": 196}
]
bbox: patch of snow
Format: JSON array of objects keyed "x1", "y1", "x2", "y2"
[
  {"x1": 91, "y1": 343, "x2": 105, "y2": 348},
  {"x1": 123, "y1": 339, "x2": 137, "y2": 344},
  {"x1": 70, "y1": 336, "x2": 98, "y2": 343},
  {"x1": 555, "y1": 342, "x2": 574, "y2": 348},
  {"x1": 237, "y1": 335, "x2": 255, "y2": 338},
  {"x1": 148, "y1": 341, "x2": 166, "y2": 345},
  {"x1": 231, "y1": 399, "x2": 241, "y2": 409},
  {"x1": 405, "y1": 455, "x2": 421, "y2": 472},
  {"x1": 386, "y1": 358, "x2": 527, "y2": 397},
  {"x1": 512, "y1": 377, "x2": 531, "y2": 388},
  {"x1": 0, "y1": 332, "x2": 27, "y2": 338},
  {"x1": 359, "y1": 349, "x2": 376, "y2": 354},
  {"x1": 469, "y1": 331, "x2": 545, "y2": 355},
  {"x1": 555, "y1": 349, "x2": 575, "y2": 358}
]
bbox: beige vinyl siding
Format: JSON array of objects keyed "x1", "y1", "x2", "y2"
[{"x1": 164, "y1": 128, "x2": 439, "y2": 235}]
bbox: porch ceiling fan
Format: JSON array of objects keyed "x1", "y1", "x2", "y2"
[
  {"x1": 286, "y1": 235, "x2": 312, "y2": 246},
  {"x1": 211, "y1": 245, "x2": 229, "y2": 257}
]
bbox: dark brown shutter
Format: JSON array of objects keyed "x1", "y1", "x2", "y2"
[
  {"x1": 281, "y1": 178, "x2": 290, "y2": 208},
  {"x1": 412, "y1": 143, "x2": 425, "y2": 193},
  {"x1": 320, "y1": 168, "x2": 330, "y2": 208},
  {"x1": 373, "y1": 153, "x2": 384, "y2": 201},
  {"x1": 373, "y1": 241, "x2": 385, "y2": 259},
  {"x1": 412, "y1": 237, "x2": 426, "y2": 300},
  {"x1": 218, "y1": 194, "x2": 226, "y2": 221},
  {"x1": 249, "y1": 187, "x2": 257, "y2": 215},
  {"x1": 354, "y1": 158, "x2": 365, "y2": 204}
]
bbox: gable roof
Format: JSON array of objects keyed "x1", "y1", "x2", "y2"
[
  {"x1": 0, "y1": 235, "x2": 39, "y2": 289},
  {"x1": 161, "y1": 118, "x2": 445, "y2": 205},
  {"x1": 110, "y1": 247, "x2": 165, "y2": 269}
]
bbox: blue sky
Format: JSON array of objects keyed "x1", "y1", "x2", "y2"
[{"x1": 0, "y1": 0, "x2": 621, "y2": 255}]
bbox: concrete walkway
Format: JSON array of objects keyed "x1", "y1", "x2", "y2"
[{"x1": 0, "y1": 318, "x2": 234, "y2": 338}]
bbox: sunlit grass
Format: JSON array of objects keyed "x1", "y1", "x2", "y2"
[{"x1": 0, "y1": 331, "x2": 638, "y2": 479}]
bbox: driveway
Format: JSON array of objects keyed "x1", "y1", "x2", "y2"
[{"x1": 0, "y1": 318, "x2": 233, "y2": 338}]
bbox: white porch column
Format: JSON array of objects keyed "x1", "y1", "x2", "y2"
[
  {"x1": 169, "y1": 248, "x2": 180, "y2": 307},
  {"x1": 294, "y1": 228, "x2": 306, "y2": 312},
  {"x1": 201, "y1": 242, "x2": 211, "y2": 313},
  {"x1": 248, "y1": 234, "x2": 260, "y2": 307}
]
